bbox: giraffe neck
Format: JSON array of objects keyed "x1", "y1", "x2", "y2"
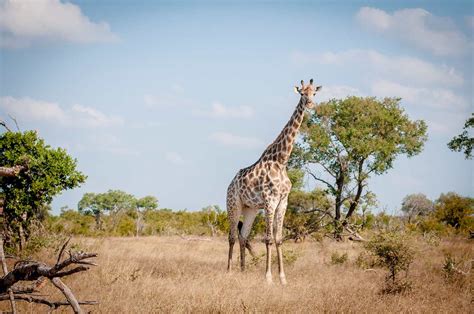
[{"x1": 260, "y1": 97, "x2": 307, "y2": 165}]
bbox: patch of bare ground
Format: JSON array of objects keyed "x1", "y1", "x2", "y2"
[{"x1": 1, "y1": 236, "x2": 471, "y2": 313}]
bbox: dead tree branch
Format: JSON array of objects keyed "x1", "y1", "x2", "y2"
[
  {"x1": 0, "y1": 121, "x2": 11, "y2": 132},
  {"x1": 0, "y1": 241, "x2": 98, "y2": 313},
  {"x1": 7, "y1": 115, "x2": 20, "y2": 132},
  {"x1": 0, "y1": 166, "x2": 24, "y2": 177},
  {"x1": 0, "y1": 250, "x2": 97, "y2": 293},
  {"x1": 0, "y1": 294, "x2": 98, "y2": 310}
]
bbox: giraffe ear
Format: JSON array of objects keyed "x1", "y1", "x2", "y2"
[
  {"x1": 315, "y1": 85, "x2": 322, "y2": 91},
  {"x1": 294, "y1": 86, "x2": 301, "y2": 94}
]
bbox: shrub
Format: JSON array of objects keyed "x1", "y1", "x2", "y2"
[
  {"x1": 354, "y1": 251, "x2": 378, "y2": 269},
  {"x1": 435, "y1": 193, "x2": 474, "y2": 232},
  {"x1": 442, "y1": 253, "x2": 469, "y2": 288},
  {"x1": 365, "y1": 232, "x2": 414, "y2": 294},
  {"x1": 330, "y1": 251, "x2": 348, "y2": 265}
]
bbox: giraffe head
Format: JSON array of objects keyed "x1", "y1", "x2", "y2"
[{"x1": 294, "y1": 79, "x2": 322, "y2": 108}]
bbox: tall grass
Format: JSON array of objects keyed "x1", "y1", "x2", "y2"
[{"x1": 1, "y1": 235, "x2": 471, "y2": 313}]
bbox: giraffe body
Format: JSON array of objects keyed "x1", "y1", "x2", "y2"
[{"x1": 226, "y1": 79, "x2": 322, "y2": 284}]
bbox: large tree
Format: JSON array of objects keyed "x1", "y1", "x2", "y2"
[
  {"x1": 0, "y1": 131, "x2": 86, "y2": 248},
  {"x1": 435, "y1": 192, "x2": 473, "y2": 231},
  {"x1": 78, "y1": 191, "x2": 158, "y2": 234},
  {"x1": 290, "y1": 96, "x2": 427, "y2": 238},
  {"x1": 400, "y1": 193, "x2": 434, "y2": 223},
  {"x1": 78, "y1": 190, "x2": 135, "y2": 231},
  {"x1": 448, "y1": 114, "x2": 473, "y2": 159},
  {"x1": 135, "y1": 196, "x2": 158, "y2": 236}
]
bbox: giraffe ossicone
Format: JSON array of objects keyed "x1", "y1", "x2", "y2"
[{"x1": 226, "y1": 78, "x2": 322, "y2": 284}]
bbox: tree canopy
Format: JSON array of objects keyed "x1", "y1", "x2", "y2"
[
  {"x1": 78, "y1": 190, "x2": 158, "y2": 233},
  {"x1": 401, "y1": 193, "x2": 434, "y2": 222},
  {"x1": 290, "y1": 96, "x2": 427, "y2": 237},
  {"x1": 434, "y1": 192, "x2": 473, "y2": 230},
  {"x1": 448, "y1": 114, "x2": 473, "y2": 159},
  {"x1": 0, "y1": 131, "x2": 86, "y2": 247}
]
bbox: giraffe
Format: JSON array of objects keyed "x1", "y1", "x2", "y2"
[{"x1": 226, "y1": 79, "x2": 322, "y2": 284}]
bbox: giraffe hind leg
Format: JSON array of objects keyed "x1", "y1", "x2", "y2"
[
  {"x1": 238, "y1": 221, "x2": 255, "y2": 257},
  {"x1": 239, "y1": 207, "x2": 258, "y2": 271}
]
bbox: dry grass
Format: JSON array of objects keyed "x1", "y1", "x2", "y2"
[{"x1": 2, "y1": 236, "x2": 472, "y2": 313}]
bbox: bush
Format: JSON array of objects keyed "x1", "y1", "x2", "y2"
[
  {"x1": 442, "y1": 253, "x2": 469, "y2": 288},
  {"x1": 365, "y1": 232, "x2": 414, "y2": 294},
  {"x1": 330, "y1": 251, "x2": 348, "y2": 265},
  {"x1": 435, "y1": 193, "x2": 474, "y2": 232},
  {"x1": 354, "y1": 251, "x2": 378, "y2": 269}
]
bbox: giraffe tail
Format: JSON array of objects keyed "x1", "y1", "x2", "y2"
[
  {"x1": 238, "y1": 221, "x2": 255, "y2": 257},
  {"x1": 237, "y1": 221, "x2": 243, "y2": 234}
]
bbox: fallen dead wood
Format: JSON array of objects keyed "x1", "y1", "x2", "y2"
[
  {"x1": 0, "y1": 294, "x2": 98, "y2": 309},
  {"x1": 0, "y1": 239, "x2": 98, "y2": 313}
]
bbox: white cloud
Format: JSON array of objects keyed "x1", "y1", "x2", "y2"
[
  {"x1": 78, "y1": 133, "x2": 140, "y2": 156},
  {"x1": 144, "y1": 92, "x2": 193, "y2": 109},
  {"x1": 165, "y1": 151, "x2": 185, "y2": 165},
  {"x1": 466, "y1": 16, "x2": 474, "y2": 29},
  {"x1": 317, "y1": 85, "x2": 363, "y2": 102},
  {"x1": 209, "y1": 132, "x2": 263, "y2": 149},
  {"x1": 293, "y1": 49, "x2": 463, "y2": 87},
  {"x1": 194, "y1": 102, "x2": 254, "y2": 119},
  {"x1": 356, "y1": 7, "x2": 472, "y2": 56},
  {"x1": 0, "y1": 0, "x2": 118, "y2": 48},
  {"x1": 371, "y1": 80, "x2": 468, "y2": 110},
  {"x1": 0, "y1": 96, "x2": 123, "y2": 127}
]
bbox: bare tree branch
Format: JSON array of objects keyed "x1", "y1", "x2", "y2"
[
  {"x1": 0, "y1": 294, "x2": 98, "y2": 309},
  {"x1": 8, "y1": 115, "x2": 20, "y2": 132},
  {"x1": 56, "y1": 237, "x2": 71, "y2": 265},
  {"x1": 306, "y1": 170, "x2": 336, "y2": 194},
  {"x1": 51, "y1": 277, "x2": 83, "y2": 314},
  {"x1": 0, "y1": 120, "x2": 11, "y2": 132},
  {"x1": 0, "y1": 166, "x2": 24, "y2": 177},
  {"x1": 0, "y1": 236, "x2": 17, "y2": 314}
]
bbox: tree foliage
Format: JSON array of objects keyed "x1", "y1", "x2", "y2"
[
  {"x1": 77, "y1": 190, "x2": 156, "y2": 232},
  {"x1": 401, "y1": 193, "x2": 434, "y2": 222},
  {"x1": 290, "y1": 97, "x2": 427, "y2": 236},
  {"x1": 0, "y1": 131, "x2": 86, "y2": 247},
  {"x1": 434, "y1": 192, "x2": 473, "y2": 231},
  {"x1": 447, "y1": 114, "x2": 473, "y2": 159}
]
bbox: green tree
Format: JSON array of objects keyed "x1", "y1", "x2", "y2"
[
  {"x1": 135, "y1": 196, "x2": 158, "y2": 236},
  {"x1": 0, "y1": 131, "x2": 86, "y2": 248},
  {"x1": 435, "y1": 192, "x2": 473, "y2": 231},
  {"x1": 447, "y1": 114, "x2": 473, "y2": 159},
  {"x1": 290, "y1": 97, "x2": 427, "y2": 238},
  {"x1": 401, "y1": 193, "x2": 434, "y2": 223},
  {"x1": 78, "y1": 190, "x2": 135, "y2": 231}
]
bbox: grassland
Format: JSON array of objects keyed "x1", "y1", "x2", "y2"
[{"x1": 2, "y1": 235, "x2": 472, "y2": 313}]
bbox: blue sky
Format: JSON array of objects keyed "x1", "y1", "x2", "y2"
[{"x1": 0, "y1": 0, "x2": 472, "y2": 214}]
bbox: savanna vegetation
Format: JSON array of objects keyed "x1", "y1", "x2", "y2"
[{"x1": 0, "y1": 97, "x2": 472, "y2": 313}]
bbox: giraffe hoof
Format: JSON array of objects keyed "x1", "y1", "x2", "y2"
[
  {"x1": 266, "y1": 274, "x2": 273, "y2": 285},
  {"x1": 280, "y1": 276, "x2": 287, "y2": 286}
]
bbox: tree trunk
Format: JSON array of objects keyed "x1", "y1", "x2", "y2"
[
  {"x1": 95, "y1": 213, "x2": 102, "y2": 230},
  {"x1": 333, "y1": 170, "x2": 345, "y2": 240},
  {"x1": 135, "y1": 208, "x2": 140, "y2": 237},
  {"x1": 18, "y1": 223, "x2": 26, "y2": 251}
]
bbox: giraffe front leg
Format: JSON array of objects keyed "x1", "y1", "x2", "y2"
[
  {"x1": 227, "y1": 194, "x2": 241, "y2": 272},
  {"x1": 264, "y1": 204, "x2": 275, "y2": 284},
  {"x1": 275, "y1": 197, "x2": 288, "y2": 285}
]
